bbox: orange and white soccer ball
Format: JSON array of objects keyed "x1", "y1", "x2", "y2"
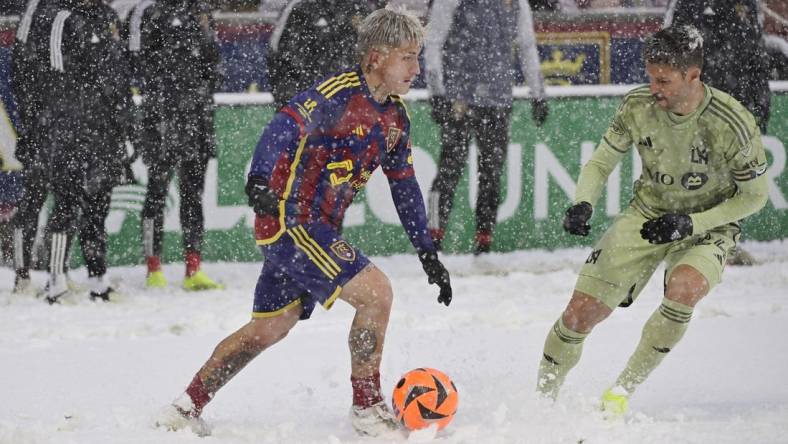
[{"x1": 391, "y1": 368, "x2": 458, "y2": 431}]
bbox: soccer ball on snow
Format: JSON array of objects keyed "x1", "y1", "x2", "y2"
[{"x1": 391, "y1": 367, "x2": 458, "y2": 431}]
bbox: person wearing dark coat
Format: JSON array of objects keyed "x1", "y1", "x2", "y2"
[
  {"x1": 11, "y1": 0, "x2": 132, "y2": 302},
  {"x1": 266, "y1": 0, "x2": 371, "y2": 108},
  {"x1": 137, "y1": 0, "x2": 222, "y2": 290},
  {"x1": 665, "y1": 0, "x2": 771, "y2": 132},
  {"x1": 425, "y1": 0, "x2": 549, "y2": 255}
]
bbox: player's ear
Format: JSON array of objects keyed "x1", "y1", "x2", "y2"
[
  {"x1": 365, "y1": 48, "x2": 382, "y2": 70},
  {"x1": 685, "y1": 66, "x2": 701, "y2": 83}
]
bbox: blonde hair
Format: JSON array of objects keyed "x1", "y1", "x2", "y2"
[{"x1": 356, "y1": 6, "x2": 424, "y2": 63}]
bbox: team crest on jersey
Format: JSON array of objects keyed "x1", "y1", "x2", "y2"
[
  {"x1": 330, "y1": 241, "x2": 356, "y2": 262},
  {"x1": 386, "y1": 127, "x2": 402, "y2": 152}
]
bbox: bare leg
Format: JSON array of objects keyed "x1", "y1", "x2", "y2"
[
  {"x1": 338, "y1": 264, "x2": 394, "y2": 378},
  {"x1": 196, "y1": 306, "x2": 302, "y2": 395}
]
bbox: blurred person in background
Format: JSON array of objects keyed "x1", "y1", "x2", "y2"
[
  {"x1": 425, "y1": 0, "x2": 549, "y2": 255},
  {"x1": 266, "y1": 0, "x2": 372, "y2": 108},
  {"x1": 665, "y1": 0, "x2": 771, "y2": 266},
  {"x1": 12, "y1": 0, "x2": 133, "y2": 302},
  {"x1": 8, "y1": 0, "x2": 50, "y2": 290},
  {"x1": 137, "y1": 0, "x2": 223, "y2": 290}
]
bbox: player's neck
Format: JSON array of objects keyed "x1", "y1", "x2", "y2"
[
  {"x1": 363, "y1": 68, "x2": 391, "y2": 103},
  {"x1": 672, "y1": 83, "x2": 706, "y2": 116}
]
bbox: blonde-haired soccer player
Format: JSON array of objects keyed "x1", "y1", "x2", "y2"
[{"x1": 155, "y1": 7, "x2": 452, "y2": 437}]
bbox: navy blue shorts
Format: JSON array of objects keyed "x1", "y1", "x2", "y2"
[{"x1": 253, "y1": 222, "x2": 370, "y2": 320}]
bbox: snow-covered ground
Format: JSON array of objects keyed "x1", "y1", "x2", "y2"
[{"x1": 1, "y1": 241, "x2": 787, "y2": 444}]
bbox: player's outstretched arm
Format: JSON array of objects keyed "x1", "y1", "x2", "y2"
[{"x1": 389, "y1": 176, "x2": 453, "y2": 306}]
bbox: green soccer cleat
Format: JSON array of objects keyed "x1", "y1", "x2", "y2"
[
  {"x1": 601, "y1": 386, "x2": 629, "y2": 417},
  {"x1": 146, "y1": 271, "x2": 168, "y2": 288},
  {"x1": 182, "y1": 270, "x2": 223, "y2": 291}
]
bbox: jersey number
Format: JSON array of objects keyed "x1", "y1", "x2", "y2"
[{"x1": 327, "y1": 159, "x2": 354, "y2": 186}]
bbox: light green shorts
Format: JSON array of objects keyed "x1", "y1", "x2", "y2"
[{"x1": 575, "y1": 206, "x2": 740, "y2": 309}]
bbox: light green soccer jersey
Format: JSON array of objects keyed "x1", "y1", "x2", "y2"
[{"x1": 575, "y1": 84, "x2": 769, "y2": 234}]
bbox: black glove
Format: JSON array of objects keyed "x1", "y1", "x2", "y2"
[
  {"x1": 563, "y1": 201, "x2": 593, "y2": 236},
  {"x1": 429, "y1": 95, "x2": 452, "y2": 126},
  {"x1": 418, "y1": 251, "x2": 452, "y2": 306},
  {"x1": 245, "y1": 176, "x2": 280, "y2": 217},
  {"x1": 640, "y1": 214, "x2": 693, "y2": 244},
  {"x1": 531, "y1": 98, "x2": 549, "y2": 127}
]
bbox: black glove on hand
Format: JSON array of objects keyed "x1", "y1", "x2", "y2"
[
  {"x1": 418, "y1": 251, "x2": 452, "y2": 306},
  {"x1": 531, "y1": 98, "x2": 549, "y2": 127},
  {"x1": 563, "y1": 201, "x2": 593, "y2": 236},
  {"x1": 640, "y1": 214, "x2": 693, "y2": 244},
  {"x1": 245, "y1": 176, "x2": 279, "y2": 217}
]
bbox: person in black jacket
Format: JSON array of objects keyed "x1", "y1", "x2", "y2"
[
  {"x1": 9, "y1": 0, "x2": 52, "y2": 294},
  {"x1": 664, "y1": 0, "x2": 771, "y2": 266},
  {"x1": 137, "y1": 0, "x2": 222, "y2": 290},
  {"x1": 665, "y1": 0, "x2": 771, "y2": 132},
  {"x1": 266, "y1": 0, "x2": 371, "y2": 108},
  {"x1": 12, "y1": 0, "x2": 133, "y2": 302}
]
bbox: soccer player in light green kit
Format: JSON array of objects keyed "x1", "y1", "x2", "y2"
[{"x1": 536, "y1": 25, "x2": 769, "y2": 414}]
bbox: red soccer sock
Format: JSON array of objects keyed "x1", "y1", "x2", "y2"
[
  {"x1": 351, "y1": 372, "x2": 383, "y2": 408},
  {"x1": 429, "y1": 228, "x2": 445, "y2": 242},
  {"x1": 184, "y1": 374, "x2": 212, "y2": 417},
  {"x1": 146, "y1": 256, "x2": 162, "y2": 274},
  {"x1": 185, "y1": 250, "x2": 201, "y2": 277},
  {"x1": 475, "y1": 230, "x2": 492, "y2": 248}
]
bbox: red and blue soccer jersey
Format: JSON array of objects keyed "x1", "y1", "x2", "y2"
[{"x1": 249, "y1": 66, "x2": 434, "y2": 254}]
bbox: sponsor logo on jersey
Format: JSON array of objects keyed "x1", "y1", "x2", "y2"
[
  {"x1": 386, "y1": 127, "x2": 402, "y2": 152},
  {"x1": 645, "y1": 167, "x2": 675, "y2": 185},
  {"x1": 681, "y1": 172, "x2": 708, "y2": 190},
  {"x1": 637, "y1": 136, "x2": 653, "y2": 148},
  {"x1": 330, "y1": 240, "x2": 356, "y2": 262},
  {"x1": 352, "y1": 126, "x2": 365, "y2": 138}
]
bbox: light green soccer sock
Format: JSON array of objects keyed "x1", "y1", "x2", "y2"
[
  {"x1": 614, "y1": 298, "x2": 693, "y2": 394},
  {"x1": 537, "y1": 317, "x2": 589, "y2": 399}
]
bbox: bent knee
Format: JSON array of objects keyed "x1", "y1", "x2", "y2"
[
  {"x1": 562, "y1": 290, "x2": 612, "y2": 333},
  {"x1": 665, "y1": 265, "x2": 709, "y2": 307}
]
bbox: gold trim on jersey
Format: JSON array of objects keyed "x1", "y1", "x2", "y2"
[
  {"x1": 252, "y1": 298, "x2": 302, "y2": 318},
  {"x1": 317, "y1": 72, "x2": 361, "y2": 99},
  {"x1": 322, "y1": 285, "x2": 342, "y2": 309},
  {"x1": 287, "y1": 225, "x2": 341, "y2": 279},
  {"x1": 256, "y1": 136, "x2": 308, "y2": 246},
  {"x1": 391, "y1": 95, "x2": 411, "y2": 121}
]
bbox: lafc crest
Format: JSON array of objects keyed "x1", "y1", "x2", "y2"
[
  {"x1": 386, "y1": 127, "x2": 402, "y2": 152},
  {"x1": 330, "y1": 240, "x2": 356, "y2": 262}
]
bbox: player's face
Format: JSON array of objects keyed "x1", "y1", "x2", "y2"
[
  {"x1": 373, "y1": 42, "x2": 422, "y2": 96},
  {"x1": 646, "y1": 63, "x2": 696, "y2": 113}
]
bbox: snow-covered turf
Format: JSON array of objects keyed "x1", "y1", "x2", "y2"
[{"x1": 2, "y1": 241, "x2": 787, "y2": 443}]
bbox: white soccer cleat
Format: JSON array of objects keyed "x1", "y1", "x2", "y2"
[
  {"x1": 349, "y1": 401, "x2": 400, "y2": 436},
  {"x1": 43, "y1": 274, "x2": 69, "y2": 304},
  {"x1": 154, "y1": 394, "x2": 211, "y2": 437}
]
